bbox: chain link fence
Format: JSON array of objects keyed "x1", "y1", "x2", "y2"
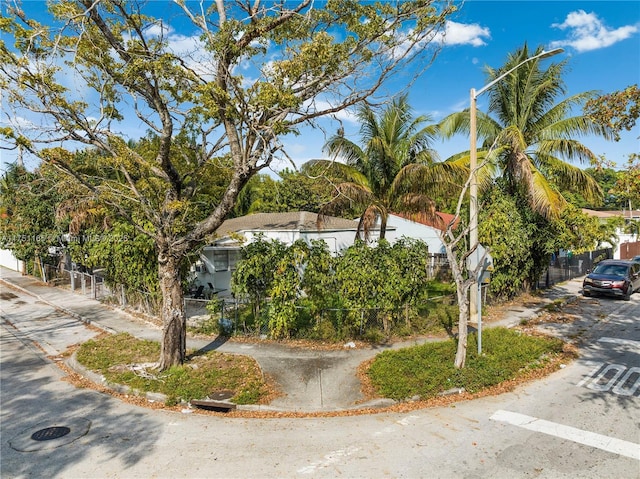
[
  {"x1": 30, "y1": 246, "x2": 612, "y2": 340},
  {"x1": 186, "y1": 295, "x2": 458, "y2": 340}
]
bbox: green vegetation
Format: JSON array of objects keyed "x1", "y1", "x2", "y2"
[
  {"x1": 229, "y1": 236, "x2": 456, "y2": 341},
  {"x1": 76, "y1": 333, "x2": 268, "y2": 406},
  {"x1": 3, "y1": 26, "x2": 634, "y2": 372},
  {"x1": 0, "y1": 163, "x2": 65, "y2": 281},
  {"x1": 1, "y1": 0, "x2": 457, "y2": 369},
  {"x1": 75, "y1": 328, "x2": 569, "y2": 409},
  {"x1": 367, "y1": 328, "x2": 566, "y2": 400}
]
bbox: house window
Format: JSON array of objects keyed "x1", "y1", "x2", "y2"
[
  {"x1": 213, "y1": 251, "x2": 229, "y2": 271},
  {"x1": 229, "y1": 250, "x2": 240, "y2": 270},
  {"x1": 212, "y1": 249, "x2": 240, "y2": 271}
]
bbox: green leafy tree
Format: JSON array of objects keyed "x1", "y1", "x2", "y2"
[
  {"x1": 309, "y1": 94, "x2": 466, "y2": 239},
  {"x1": 610, "y1": 155, "x2": 640, "y2": 213},
  {"x1": 300, "y1": 239, "x2": 337, "y2": 316},
  {"x1": 0, "y1": 163, "x2": 64, "y2": 280},
  {"x1": 388, "y1": 237, "x2": 431, "y2": 306},
  {"x1": 334, "y1": 239, "x2": 431, "y2": 334},
  {"x1": 563, "y1": 163, "x2": 620, "y2": 209},
  {"x1": 1, "y1": 0, "x2": 455, "y2": 368},
  {"x1": 268, "y1": 240, "x2": 309, "y2": 339},
  {"x1": 552, "y1": 204, "x2": 620, "y2": 253},
  {"x1": 258, "y1": 169, "x2": 334, "y2": 214},
  {"x1": 67, "y1": 222, "x2": 160, "y2": 299},
  {"x1": 437, "y1": 44, "x2": 614, "y2": 367},
  {"x1": 232, "y1": 174, "x2": 277, "y2": 217},
  {"x1": 585, "y1": 84, "x2": 640, "y2": 141},
  {"x1": 231, "y1": 236, "x2": 287, "y2": 332},
  {"x1": 478, "y1": 188, "x2": 534, "y2": 300}
]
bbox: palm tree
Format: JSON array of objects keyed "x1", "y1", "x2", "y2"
[
  {"x1": 440, "y1": 44, "x2": 613, "y2": 219},
  {"x1": 307, "y1": 94, "x2": 466, "y2": 240}
]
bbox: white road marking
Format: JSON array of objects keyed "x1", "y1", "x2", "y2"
[
  {"x1": 397, "y1": 415, "x2": 419, "y2": 426},
  {"x1": 490, "y1": 410, "x2": 640, "y2": 461},
  {"x1": 297, "y1": 446, "x2": 360, "y2": 474},
  {"x1": 587, "y1": 363, "x2": 627, "y2": 391},
  {"x1": 576, "y1": 363, "x2": 604, "y2": 387},
  {"x1": 576, "y1": 362, "x2": 605, "y2": 388},
  {"x1": 612, "y1": 367, "x2": 640, "y2": 396},
  {"x1": 598, "y1": 337, "x2": 640, "y2": 348}
]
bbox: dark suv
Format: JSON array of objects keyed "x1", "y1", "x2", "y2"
[{"x1": 583, "y1": 259, "x2": 640, "y2": 300}]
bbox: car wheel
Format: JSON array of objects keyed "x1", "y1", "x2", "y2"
[
  {"x1": 582, "y1": 290, "x2": 591, "y2": 297},
  {"x1": 624, "y1": 288, "x2": 631, "y2": 301}
]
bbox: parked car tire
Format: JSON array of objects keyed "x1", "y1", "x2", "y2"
[
  {"x1": 582, "y1": 290, "x2": 591, "y2": 297},
  {"x1": 624, "y1": 288, "x2": 631, "y2": 301}
]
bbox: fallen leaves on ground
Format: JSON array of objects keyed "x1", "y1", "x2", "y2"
[{"x1": 51, "y1": 290, "x2": 591, "y2": 419}]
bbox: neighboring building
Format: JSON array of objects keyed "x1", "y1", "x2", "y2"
[
  {"x1": 0, "y1": 248, "x2": 22, "y2": 272},
  {"x1": 582, "y1": 208, "x2": 640, "y2": 259},
  {"x1": 384, "y1": 212, "x2": 458, "y2": 254}
]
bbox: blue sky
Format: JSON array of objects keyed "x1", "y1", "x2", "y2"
[
  {"x1": 414, "y1": 1, "x2": 640, "y2": 168},
  {"x1": 284, "y1": 0, "x2": 640, "y2": 172},
  {"x1": 1, "y1": 1, "x2": 639, "y2": 173}
]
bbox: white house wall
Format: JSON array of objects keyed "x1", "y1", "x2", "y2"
[
  {"x1": 238, "y1": 230, "x2": 356, "y2": 255},
  {"x1": 385, "y1": 215, "x2": 445, "y2": 254},
  {"x1": 195, "y1": 229, "x2": 357, "y2": 296},
  {"x1": 0, "y1": 249, "x2": 22, "y2": 271}
]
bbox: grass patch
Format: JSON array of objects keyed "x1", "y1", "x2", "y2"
[
  {"x1": 76, "y1": 333, "x2": 269, "y2": 406},
  {"x1": 367, "y1": 328, "x2": 566, "y2": 401}
]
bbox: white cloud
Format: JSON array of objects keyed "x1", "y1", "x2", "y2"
[
  {"x1": 435, "y1": 21, "x2": 491, "y2": 47},
  {"x1": 550, "y1": 10, "x2": 639, "y2": 52},
  {"x1": 144, "y1": 22, "x2": 170, "y2": 38},
  {"x1": 4, "y1": 115, "x2": 36, "y2": 130}
]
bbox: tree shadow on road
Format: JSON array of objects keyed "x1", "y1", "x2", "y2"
[{"x1": 1, "y1": 324, "x2": 162, "y2": 478}]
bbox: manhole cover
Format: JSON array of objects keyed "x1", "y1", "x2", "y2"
[
  {"x1": 31, "y1": 426, "x2": 71, "y2": 441},
  {"x1": 9, "y1": 417, "x2": 91, "y2": 452}
]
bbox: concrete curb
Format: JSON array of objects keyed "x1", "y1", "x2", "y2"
[{"x1": 66, "y1": 351, "x2": 169, "y2": 404}]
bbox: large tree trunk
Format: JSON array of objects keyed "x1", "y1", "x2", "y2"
[{"x1": 158, "y1": 251, "x2": 186, "y2": 370}]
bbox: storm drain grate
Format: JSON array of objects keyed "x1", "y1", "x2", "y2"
[{"x1": 31, "y1": 426, "x2": 71, "y2": 441}]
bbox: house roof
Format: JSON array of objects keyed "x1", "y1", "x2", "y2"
[
  {"x1": 214, "y1": 211, "x2": 360, "y2": 238},
  {"x1": 392, "y1": 211, "x2": 459, "y2": 232},
  {"x1": 582, "y1": 208, "x2": 640, "y2": 219}
]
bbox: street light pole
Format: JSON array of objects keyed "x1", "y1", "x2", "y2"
[{"x1": 468, "y1": 48, "x2": 563, "y2": 325}]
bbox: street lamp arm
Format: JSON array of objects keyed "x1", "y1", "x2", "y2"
[{"x1": 473, "y1": 48, "x2": 564, "y2": 99}]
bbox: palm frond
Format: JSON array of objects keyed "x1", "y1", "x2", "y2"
[
  {"x1": 438, "y1": 111, "x2": 470, "y2": 138},
  {"x1": 357, "y1": 203, "x2": 386, "y2": 241},
  {"x1": 322, "y1": 135, "x2": 366, "y2": 167},
  {"x1": 391, "y1": 193, "x2": 440, "y2": 224},
  {"x1": 535, "y1": 137, "x2": 603, "y2": 165},
  {"x1": 528, "y1": 167, "x2": 568, "y2": 219},
  {"x1": 303, "y1": 159, "x2": 370, "y2": 187},
  {"x1": 391, "y1": 160, "x2": 468, "y2": 200},
  {"x1": 541, "y1": 155, "x2": 603, "y2": 204}
]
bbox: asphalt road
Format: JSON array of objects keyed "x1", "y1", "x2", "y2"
[{"x1": 1, "y1": 283, "x2": 639, "y2": 478}]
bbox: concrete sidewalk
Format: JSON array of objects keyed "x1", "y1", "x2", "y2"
[{"x1": 0, "y1": 266, "x2": 584, "y2": 412}]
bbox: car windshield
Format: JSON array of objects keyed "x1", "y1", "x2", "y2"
[{"x1": 593, "y1": 264, "x2": 628, "y2": 276}]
